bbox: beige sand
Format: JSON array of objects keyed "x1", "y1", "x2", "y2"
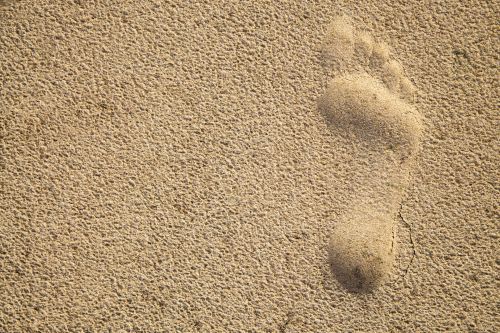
[{"x1": 0, "y1": 0, "x2": 498, "y2": 332}]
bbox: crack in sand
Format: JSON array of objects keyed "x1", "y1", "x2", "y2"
[
  {"x1": 398, "y1": 202, "x2": 416, "y2": 280},
  {"x1": 390, "y1": 226, "x2": 395, "y2": 254}
]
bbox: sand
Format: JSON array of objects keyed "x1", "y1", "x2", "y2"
[{"x1": 0, "y1": 0, "x2": 498, "y2": 332}]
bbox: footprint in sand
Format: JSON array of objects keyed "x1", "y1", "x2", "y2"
[{"x1": 319, "y1": 16, "x2": 423, "y2": 292}]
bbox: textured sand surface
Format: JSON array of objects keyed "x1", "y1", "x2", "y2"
[{"x1": 1, "y1": 0, "x2": 498, "y2": 332}]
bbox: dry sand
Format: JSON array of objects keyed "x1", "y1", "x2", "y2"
[{"x1": 0, "y1": 0, "x2": 498, "y2": 332}]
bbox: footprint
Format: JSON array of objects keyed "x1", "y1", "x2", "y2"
[{"x1": 319, "y1": 16, "x2": 423, "y2": 292}]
